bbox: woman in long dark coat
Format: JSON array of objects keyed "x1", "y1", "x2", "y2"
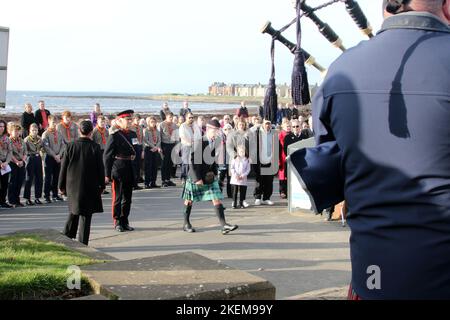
[{"x1": 59, "y1": 120, "x2": 105, "y2": 245}]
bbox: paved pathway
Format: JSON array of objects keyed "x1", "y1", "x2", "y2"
[{"x1": 0, "y1": 179, "x2": 351, "y2": 299}]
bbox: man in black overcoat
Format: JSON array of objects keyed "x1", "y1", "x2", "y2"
[{"x1": 59, "y1": 120, "x2": 105, "y2": 245}]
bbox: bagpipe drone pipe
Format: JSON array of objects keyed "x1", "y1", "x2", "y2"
[{"x1": 261, "y1": 0, "x2": 373, "y2": 213}]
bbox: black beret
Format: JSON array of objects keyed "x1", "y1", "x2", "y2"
[{"x1": 207, "y1": 119, "x2": 221, "y2": 129}]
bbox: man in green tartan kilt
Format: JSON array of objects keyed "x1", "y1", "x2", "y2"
[{"x1": 181, "y1": 119, "x2": 238, "y2": 235}]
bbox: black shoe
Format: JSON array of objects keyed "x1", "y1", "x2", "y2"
[
  {"x1": 167, "y1": 181, "x2": 176, "y2": 187},
  {"x1": 133, "y1": 186, "x2": 143, "y2": 191},
  {"x1": 102, "y1": 190, "x2": 109, "y2": 195},
  {"x1": 162, "y1": 182, "x2": 169, "y2": 188},
  {"x1": 222, "y1": 224, "x2": 238, "y2": 235},
  {"x1": 45, "y1": 197, "x2": 52, "y2": 203},
  {"x1": 144, "y1": 184, "x2": 151, "y2": 189},
  {"x1": 150, "y1": 183, "x2": 161, "y2": 188},
  {"x1": 183, "y1": 223, "x2": 196, "y2": 233},
  {"x1": 1, "y1": 203, "x2": 13, "y2": 209},
  {"x1": 53, "y1": 196, "x2": 64, "y2": 201},
  {"x1": 138, "y1": 178, "x2": 144, "y2": 183},
  {"x1": 123, "y1": 225, "x2": 134, "y2": 231},
  {"x1": 115, "y1": 225, "x2": 125, "y2": 232},
  {"x1": 25, "y1": 199, "x2": 34, "y2": 206},
  {"x1": 14, "y1": 202, "x2": 25, "y2": 208},
  {"x1": 34, "y1": 199, "x2": 43, "y2": 205}
]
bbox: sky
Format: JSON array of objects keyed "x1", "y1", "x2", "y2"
[{"x1": 0, "y1": 0, "x2": 384, "y2": 94}]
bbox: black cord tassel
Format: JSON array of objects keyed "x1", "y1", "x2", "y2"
[
  {"x1": 264, "y1": 77, "x2": 278, "y2": 123},
  {"x1": 292, "y1": 0, "x2": 311, "y2": 106},
  {"x1": 264, "y1": 39, "x2": 278, "y2": 123}
]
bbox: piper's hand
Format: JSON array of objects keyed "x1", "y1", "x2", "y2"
[
  {"x1": 195, "y1": 180, "x2": 204, "y2": 186},
  {"x1": 105, "y1": 177, "x2": 110, "y2": 184}
]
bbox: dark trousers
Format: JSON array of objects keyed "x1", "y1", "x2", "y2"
[
  {"x1": 44, "y1": 155, "x2": 60, "y2": 198},
  {"x1": 112, "y1": 178, "x2": 133, "y2": 227},
  {"x1": 171, "y1": 163, "x2": 178, "y2": 178},
  {"x1": 63, "y1": 213, "x2": 92, "y2": 245},
  {"x1": 232, "y1": 185, "x2": 247, "y2": 204},
  {"x1": 260, "y1": 174, "x2": 274, "y2": 201},
  {"x1": 8, "y1": 163, "x2": 26, "y2": 205},
  {"x1": 279, "y1": 179, "x2": 287, "y2": 195},
  {"x1": 219, "y1": 167, "x2": 232, "y2": 198},
  {"x1": 132, "y1": 144, "x2": 143, "y2": 186},
  {"x1": 253, "y1": 164, "x2": 274, "y2": 201},
  {"x1": 252, "y1": 164, "x2": 262, "y2": 199},
  {"x1": 144, "y1": 148, "x2": 160, "y2": 185},
  {"x1": 24, "y1": 155, "x2": 43, "y2": 200},
  {"x1": 161, "y1": 142, "x2": 175, "y2": 182},
  {"x1": 0, "y1": 172, "x2": 10, "y2": 204}
]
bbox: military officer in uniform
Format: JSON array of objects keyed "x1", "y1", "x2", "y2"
[{"x1": 103, "y1": 110, "x2": 137, "y2": 232}]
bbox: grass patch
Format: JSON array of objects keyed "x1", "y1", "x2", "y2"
[{"x1": 0, "y1": 234, "x2": 99, "y2": 300}]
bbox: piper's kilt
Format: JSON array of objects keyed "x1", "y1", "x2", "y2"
[{"x1": 182, "y1": 178, "x2": 224, "y2": 202}]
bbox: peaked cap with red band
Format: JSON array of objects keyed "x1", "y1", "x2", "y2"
[{"x1": 117, "y1": 109, "x2": 134, "y2": 119}]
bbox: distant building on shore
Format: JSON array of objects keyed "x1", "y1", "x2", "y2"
[{"x1": 208, "y1": 82, "x2": 319, "y2": 100}]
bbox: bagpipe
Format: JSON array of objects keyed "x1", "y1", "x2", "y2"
[
  {"x1": 263, "y1": 1, "x2": 374, "y2": 213},
  {"x1": 261, "y1": 0, "x2": 373, "y2": 124}
]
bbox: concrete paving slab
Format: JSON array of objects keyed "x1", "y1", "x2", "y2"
[{"x1": 81, "y1": 252, "x2": 275, "y2": 300}]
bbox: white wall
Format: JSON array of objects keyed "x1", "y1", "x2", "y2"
[{"x1": 0, "y1": 27, "x2": 9, "y2": 108}]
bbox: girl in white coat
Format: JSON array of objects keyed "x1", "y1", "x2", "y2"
[{"x1": 230, "y1": 145, "x2": 251, "y2": 209}]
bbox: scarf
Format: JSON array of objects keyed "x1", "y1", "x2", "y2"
[
  {"x1": 61, "y1": 121, "x2": 72, "y2": 141},
  {"x1": 150, "y1": 127, "x2": 158, "y2": 144},
  {"x1": 0, "y1": 135, "x2": 7, "y2": 149},
  {"x1": 27, "y1": 135, "x2": 41, "y2": 154},
  {"x1": 165, "y1": 121, "x2": 173, "y2": 137},
  {"x1": 96, "y1": 126, "x2": 106, "y2": 145},
  {"x1": 260, "y1": 129, "x2": 274, "y2": 164},
  {"x1": 47, "y1": 127, "x2": 58, "y2": 144},
  {"x1": 11, "y1": 137, "x2": 23, "y2": 153}
]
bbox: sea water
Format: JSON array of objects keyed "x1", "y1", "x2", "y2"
[{"x1": 1, "y1": 91, "x2": 238, "y2": 115}]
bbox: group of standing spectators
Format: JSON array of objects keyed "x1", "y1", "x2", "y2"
[
  {"x1": 0, "y1": 101, "x2": 109, "y2": 208},
  {"x1": 1, "y1": 99, "x2": 313, "y2": 211}
]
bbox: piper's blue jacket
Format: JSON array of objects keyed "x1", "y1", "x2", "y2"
[{"x1": 309, "y1": 12, "x2": 450, "y2": 299}]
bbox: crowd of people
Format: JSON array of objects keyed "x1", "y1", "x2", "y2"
[{"x1": 0, "y1": 100, "x2": 313, "y2": 210}]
